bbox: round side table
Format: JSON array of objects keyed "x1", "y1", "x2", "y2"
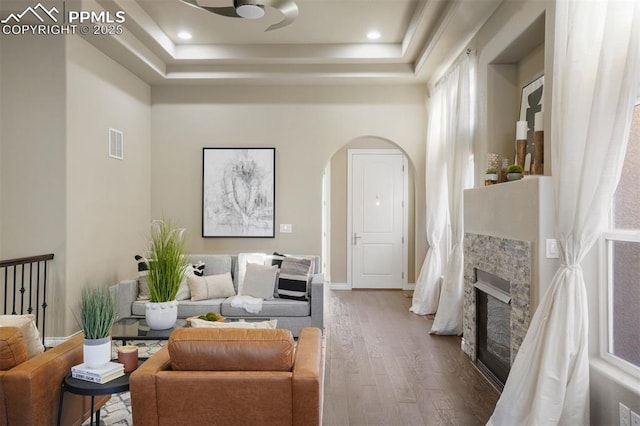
[{"x1": 56, "y1": 363, "x2": 139, "y2": 426}]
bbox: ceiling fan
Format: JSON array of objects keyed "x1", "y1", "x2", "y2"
[{"x1": 180, "y1": 0, "x2": 299, "y2": 31}]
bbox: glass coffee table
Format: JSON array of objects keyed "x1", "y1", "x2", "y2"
[{"x1": 111, "y1": 317, "x2": 187, "y2": 344}]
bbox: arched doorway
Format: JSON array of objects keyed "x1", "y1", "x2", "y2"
[{"x1": 323, "y1": 136, "x2": 416, "y2": 290}]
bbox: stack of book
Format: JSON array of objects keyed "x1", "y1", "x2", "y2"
[{"x1": 71, "y1": 362, "x2": 125, "y2": 384}]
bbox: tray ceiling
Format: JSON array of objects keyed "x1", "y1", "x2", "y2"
[{"x1": 1, "y1": 0, "x2": 503, "y2": 85}]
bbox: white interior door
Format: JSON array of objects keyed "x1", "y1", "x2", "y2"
[{"x1": 349, "y1": 150, "x2": 406, "y2": 289}]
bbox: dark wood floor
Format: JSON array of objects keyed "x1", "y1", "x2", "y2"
[{"x1": 322, "y1": 289, "x2": 499, "y2": 426}]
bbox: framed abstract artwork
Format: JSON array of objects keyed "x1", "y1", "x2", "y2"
[
  {"x1": 202, "y1": 147, "x2": 275, "y2": 238},
  {"x1": 519, "y1": 75, "x2": 544, "y2": 159}
]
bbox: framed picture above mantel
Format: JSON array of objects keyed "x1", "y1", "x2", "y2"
[
  {"x1": 202, "y1": 147, "x2": 275, "y2": 238},
  {"x1": 519, "y1": 75, "x2": 544, "y2": 160}
]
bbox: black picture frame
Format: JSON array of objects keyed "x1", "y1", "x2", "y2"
[{"x1": 202, "y1": 147, "x2": 275, "y2": 238}]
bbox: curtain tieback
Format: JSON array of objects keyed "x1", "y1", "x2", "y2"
[{"x1": 560, "y1": 264, "x2": 580, "y2": 270}]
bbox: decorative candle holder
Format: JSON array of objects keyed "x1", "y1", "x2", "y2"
[
  {"x1": 516, "y1": 139, "x2": 527, "y2": 169},
  {"x1": 117, "y1": 345, "x2": 138, "y2": 373},
  {"x1": 533, "y1": 131, "x2": 544, "y2": 174},
  {"x1": 487, "y1": 152, "x2": 501, "y2": 171},
  {"x1": 532, "y1": 111, "x2": 544, "y2": 175},
  {"x1": 500, "y1": 158, "x2": 510, "y2": 183}
]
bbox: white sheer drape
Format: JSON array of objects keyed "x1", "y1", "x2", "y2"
[
  {"x1": 488, "y1": 1, "x2": 640, "y2": 425},
  {"x1": 430, "y1": 54, "x2": 476, "y2": 335},
  {"x1": 411, "y1": 95, "x2": 447, "y2": 315}
]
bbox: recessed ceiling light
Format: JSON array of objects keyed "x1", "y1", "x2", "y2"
[
  {"x1": 367, "y1": 30, "x2": 381, "y2": 41},
  {"x1": 178, "y1": 31, "x2": 192, "y2": 40}
]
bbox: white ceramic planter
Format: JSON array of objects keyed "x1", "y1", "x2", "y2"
[
  {"x1": 145, "y1": 300, "x2": 178, "y2": 330},
  {"x1": 83, "y1": 336, "x2": 112, "y2": 369},
  {"x1": 485, "y1": 173, "x2": 498, "y2": 181}
]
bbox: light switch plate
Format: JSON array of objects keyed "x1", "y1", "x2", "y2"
[
  {"x1": 280, "y1": 224, "x2": 292, "y2": 233},
  {"x1": 546, "y1": 239, "x2": 559, "y2": 259},
  {"x1": 621, "y1": 403, "x2": 631, "y2": 426}
]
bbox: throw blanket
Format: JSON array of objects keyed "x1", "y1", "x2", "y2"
[{"x1": 229, "y1": 295, "x2": 263, "y2": 314}]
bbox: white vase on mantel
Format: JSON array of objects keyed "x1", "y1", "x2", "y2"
[
  {"x1": 145, "y1": 300, "x2": 178, "y2": 330},
  {"x1": 83, "y1": 336, "x2": 112, "y2": 369}
]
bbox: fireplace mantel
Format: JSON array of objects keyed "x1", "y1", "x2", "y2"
[{"x1": 464, "y1": 176, "x2": 558, "y2": 308}]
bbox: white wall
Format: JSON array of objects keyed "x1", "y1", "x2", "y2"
[
  {"x1": 0, "y1": 35, "x2": 151, "y2": 336},
  {"x1": 150, "y1": 85, "x2": 427, "y2": 276},
  {"x1": 0, "y1": 34, "x2": 68, "y2": 335},
  {"x1": 65, "y1": 36, "x2": 151, "y2": 335}
]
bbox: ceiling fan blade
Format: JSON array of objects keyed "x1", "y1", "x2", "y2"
[
  {"x1": 207, "y1": 6, "x2": 241, "y2": 17},
  {"x1": 262, "y1": 0, "x2": 298, "y2": 31},
  {"x1": 179, "y1": 0, "x2": 240, "y2": 18}
]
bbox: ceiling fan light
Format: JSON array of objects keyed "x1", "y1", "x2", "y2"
[{"x1": 236, "y1": 4, "x2": 264, "y2": 19}]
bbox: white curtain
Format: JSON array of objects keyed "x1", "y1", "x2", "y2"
[
  {"x1": 488, "y1": 1, "x2": 640, "y2": 425},
  {"x1": 411, "y1": 94, "x2": 447, "y2": 315},
  {"x1": 430, "y1": 53, "x2": 476, "y2": 335}
]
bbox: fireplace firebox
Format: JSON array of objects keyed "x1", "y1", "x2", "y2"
[{"x1": 475, "y1": 269, "x2": 511, "y2": 389}]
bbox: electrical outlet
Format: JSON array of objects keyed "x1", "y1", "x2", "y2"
[
  {"x1": 630, "y1": 410, "x2": 640, "y2": 426},
  {"x1": 620, "y1": 403, "x2": 631, "y2": 426}
]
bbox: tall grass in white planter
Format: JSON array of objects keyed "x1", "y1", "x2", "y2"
[
  {"x1": 80, "y1": 287, "x2": 116, "y2": 369},
  {"x1": 145, "y1": 220, "x2": 188, "y2": 330}
]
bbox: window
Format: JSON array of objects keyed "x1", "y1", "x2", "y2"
[{"x1": 601, "y1": 102, "x2": 640, "y2": 375}]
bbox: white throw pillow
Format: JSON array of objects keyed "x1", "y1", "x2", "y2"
[
  {"x1": 0, "y1": 314, "x2": 44, "y2": 358},
  {"x1": 237, "y1": 253, "x2": 267, "y2": 294},
  {"x1": 241, "y1": 262, "x2": 278, "y2": 300},
  {"x1": 188, "y1": 319, "x2": 277, "y2": 329},
  {"x1": 188, "y1": 272, "x2": 236, "y2": 301}
]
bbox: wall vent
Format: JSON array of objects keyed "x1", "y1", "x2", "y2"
[{"x1": 109, "y1": 128, "x2": 123, "y2": 160}]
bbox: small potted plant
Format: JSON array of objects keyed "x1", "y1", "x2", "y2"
[
  {"x1": 506, "y1": 164, "x2": 524, "y2": 181},
  {"x1": 80, "y1": 287, "x2": 116, "y2": 369},
  {"x1": 485, "y1": 167, "x2": 499, "y2": 185},
  {"x1": 145, "y1": 219, "x2": 188, "y2": 330}
]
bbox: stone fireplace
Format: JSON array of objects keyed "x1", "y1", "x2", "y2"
[{"x1": 462, "y1": 233, "x2": 532, "y2": 387}]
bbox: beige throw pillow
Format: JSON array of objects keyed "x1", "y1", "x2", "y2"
[
  {"x1": 0, "y1": 314, "x2": 44, "y2": 358},
  {"x1": 188, "y1": 272, "x2": 236, "y2": 301},
  {"x1": 188, "y1": 319, "x2": 277, "y2": 329}
]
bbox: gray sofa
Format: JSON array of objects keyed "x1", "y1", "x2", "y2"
[{"x1": 111, "y1": 254, "x2": 324, "y2": 337}]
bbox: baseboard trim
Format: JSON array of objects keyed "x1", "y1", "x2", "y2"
[
  {"x1": 331, "y1": 283, "x2": 414, "y2": 291},
  {"x1": 45, "y1": 331, "x2": 82, "y2": 348},
  {"x1": 403, "y1": 283, "x2": 415, "y2": 291},
  {"x1": 330, "y1": 283, "x2": 351, "y2": 290}
]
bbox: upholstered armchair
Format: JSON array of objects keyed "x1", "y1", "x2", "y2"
[
  {"x1": 0, "y1": 327, "x2": 109, "y2": 426},
  {"x1": 130, "y1": 327, "x2": 323, "y2": 426}
]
